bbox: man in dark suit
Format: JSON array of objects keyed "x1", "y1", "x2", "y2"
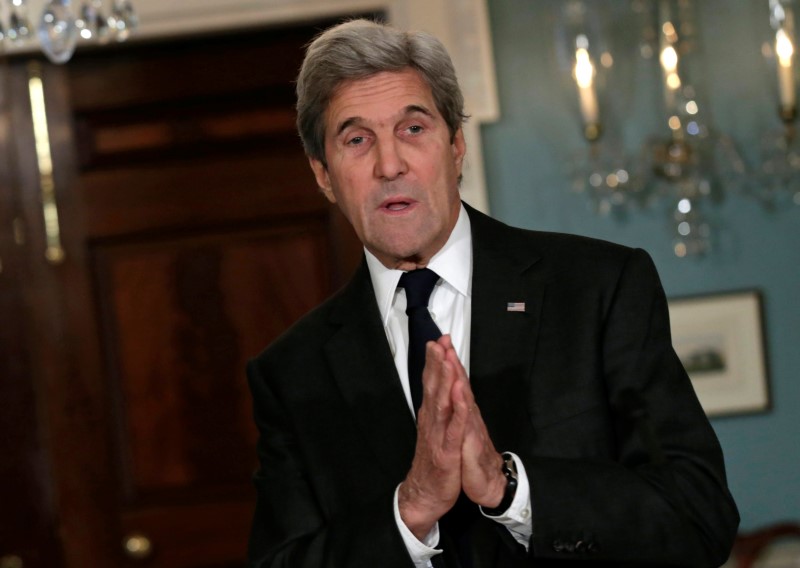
[{"x1": 246, "y1": 18, "x2": 739, "y2": 568}]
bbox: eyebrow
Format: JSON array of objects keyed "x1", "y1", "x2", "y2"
[{"x1": 334, "y1": 104, "x2": 435, "y2": 137}]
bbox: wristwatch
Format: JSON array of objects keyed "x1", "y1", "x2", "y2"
[{"x1": 480, "y1": 452, "x2": 518, "y2": 517}]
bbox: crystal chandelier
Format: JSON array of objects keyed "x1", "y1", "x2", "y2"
[
  {"x1": 755, "y1": 0, "x2": 800, "y2": 208},
  {"x1": 0, "y1": 0, "x2": 138, "y2": 64},
  {"x1": 555, "y1": 0, "x2": 644, "y2": 218},
  {"x1": 641, "y1": 0, "x2": 747, "y2": 258},
  {"x1": 555, "y1": 0, "x2": 744, "y2": 252}
]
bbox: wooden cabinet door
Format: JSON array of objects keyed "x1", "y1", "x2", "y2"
[{"x1": 3, "y1": 20, "x2": 360, "y2": 567}]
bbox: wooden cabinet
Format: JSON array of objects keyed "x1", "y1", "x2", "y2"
[{"x1": 0, "y1": 20, "x2": 360, "y2": 567}]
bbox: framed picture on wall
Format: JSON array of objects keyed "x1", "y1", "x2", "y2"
[{"x1": 667, "y1": 289, "x2": 770, "y2": 417}]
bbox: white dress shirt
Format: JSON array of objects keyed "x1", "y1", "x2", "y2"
[{"x1": 364, "y1": 205, "x2": 533, "y2": 566}]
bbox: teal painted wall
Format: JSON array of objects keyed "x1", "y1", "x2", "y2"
[{"x1": 481, "y1": 0, "x2": 800, "y2": 530}]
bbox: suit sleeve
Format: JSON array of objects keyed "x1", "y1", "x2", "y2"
[
  {"x1": 246, "y1": 358, "x2": 415, "y2": 568},
  {"x1": 524, "y1": 248, "x2": 739, "y2": 567}
]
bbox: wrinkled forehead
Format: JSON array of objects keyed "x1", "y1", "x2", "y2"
[{"x1": 324, "y1": 68, "x2": 436, "y2": 122}]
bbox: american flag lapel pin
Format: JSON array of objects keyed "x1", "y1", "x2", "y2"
[{"x1": 506, "y1": 302, "x2": 525, "y2": 313}]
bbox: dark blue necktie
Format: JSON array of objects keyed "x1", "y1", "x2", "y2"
[{"x1": 399, "y1": 268, "x2": 443, "y2": 415}]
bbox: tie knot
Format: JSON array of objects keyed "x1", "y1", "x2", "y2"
[{"x1": 399, "y1": 268, "x2": 440, "y2": 310}]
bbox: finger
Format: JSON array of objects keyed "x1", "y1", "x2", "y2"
[
  {"x1": 442, "y1": 378, "x2": 469, "y2": 453},
  {"x1": 461, "y1": 399, "x2": 497, "y2": 464},
  {"x1": 441, "y1": 346, "x2": 473, "y2": 414},
  {"x1": 421, "y1": 340, "x2": 446, "y2": 400},
  {"x1": 432, "y1": 359, "x2": 457, "y2": 425},
  {"x1": 444, "y1": 345, "x2": 469, "y2": 385},
  {"x1": 421, "y1": 342, "x2": 459, "y2": 427},
  {"x1": 449, "y1": 374, "x2": 489, "y2": 448},
  {"x1": 449, "y1": 373, "x2": 469, "y2": 412},
  {"x1": 437, "y1": 334, "x2": 454, "y2": 351}
]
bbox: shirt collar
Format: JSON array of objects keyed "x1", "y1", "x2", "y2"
[{"x1": 365, "y1": 204, "x2": 473, "y2": 325}]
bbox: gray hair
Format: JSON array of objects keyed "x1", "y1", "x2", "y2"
[{"x1": 296, "y1": 18, "x2": 468, "y2": 166}]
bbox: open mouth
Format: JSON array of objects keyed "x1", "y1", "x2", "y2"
[
  {"x1": 381, "y1": 198, "x2": 416, "y2": 212},
  {"x1": 386, "y1": 201, "x2": 411, "y2": 211}
]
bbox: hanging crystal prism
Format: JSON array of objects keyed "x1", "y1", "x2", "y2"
[
  {"x1": 76, "y1": 0, "x2": 110, "y2": 42},
  {"x1": 8, "y1": 0, "x2": 33, "y2": 43},
  {"x1": 37, "y1": 0, "x2": 79, "y2": 64},
  {"x1": 108, "y1": 0, "x2": 137, "y2": 41}
]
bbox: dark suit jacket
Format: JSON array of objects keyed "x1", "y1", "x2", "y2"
[{"x1": 246, "y1": 204, "x2": 739, "y2": 568}]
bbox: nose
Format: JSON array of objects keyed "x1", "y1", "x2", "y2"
[{"x1": 373, "y1": 138, "x2": 407, "y2": 181}]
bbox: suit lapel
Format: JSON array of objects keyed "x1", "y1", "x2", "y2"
[
  {"x1": 466, "y1": 204, "x2": 546, "y2": 451},
  {"x1": 324, "y1": 260, "x2": 417, "y2": 481},
  {"x1": 320, "y1": 206, "x2": 546, "y2": 478}
]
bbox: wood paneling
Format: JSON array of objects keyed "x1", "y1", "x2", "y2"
[
  {"x1": 92, "y1": 225, "x2": 329, "y2": 498},
  {"x1": 80, "y1": 150, "x2": 321, "y2": 239}
]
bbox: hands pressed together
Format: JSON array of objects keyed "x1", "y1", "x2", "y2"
[{"x1": 398, "y1": 335, "x2": 507, "y2": 540}]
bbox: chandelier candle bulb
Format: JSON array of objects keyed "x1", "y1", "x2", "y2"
[
  {"x1": 574, "y1": 43, "x2": 600, "y2": 131},
  {"x1": 660, "y1": 44, "x2": 680, "y2": 115},
  {"x1": 776, "y1": 28, "x2": 796, "y2": 114}
]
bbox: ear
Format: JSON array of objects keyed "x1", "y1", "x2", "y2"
[
  {"x1": 309, "y1": 157, "x2": 336, "y2": 204},
  {"x1": 452, "y1": 128, "x2": 467, "y2": 174}
]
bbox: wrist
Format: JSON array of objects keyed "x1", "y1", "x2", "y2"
[
  {"x1": 480, "y1": 452, "x2": 518, "y2": 517},
  {"x1": 398, "y1": 481, "x2": 438, "y2": 540}
]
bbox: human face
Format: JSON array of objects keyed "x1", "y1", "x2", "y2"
[{"x1": 309, "y1": 68, "x2": 466, "y2": 271}]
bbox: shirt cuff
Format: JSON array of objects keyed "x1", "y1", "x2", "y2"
[
  {"x1": 480, "y1": 452, "x2": 533, "y2": 550},
  {"x1": 393, "y1": 484, "x2": 443, "y2": 566}
]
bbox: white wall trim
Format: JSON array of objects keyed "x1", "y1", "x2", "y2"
[{"x1": 14, "y1": 0, "x2": 500, "y2": 212}]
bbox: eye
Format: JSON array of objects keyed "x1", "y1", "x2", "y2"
[
  {"x1": 347, "y1": 136, "x2": 365, "y2": 145},
  {"x1": 407, "y1": 125, "x2": 424, "y2": 134}
]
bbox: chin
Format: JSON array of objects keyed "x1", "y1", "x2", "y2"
[
  {"x1": 372, "y1": 244, "x2": 425, "y2": 268},
  {"x1": 393, "y1": 240, "x2": 429, "y2": 260}
]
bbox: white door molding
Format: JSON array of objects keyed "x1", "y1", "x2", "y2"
[{"x1": 15, "y1": 0, "x2": 500, "y2": 211}]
